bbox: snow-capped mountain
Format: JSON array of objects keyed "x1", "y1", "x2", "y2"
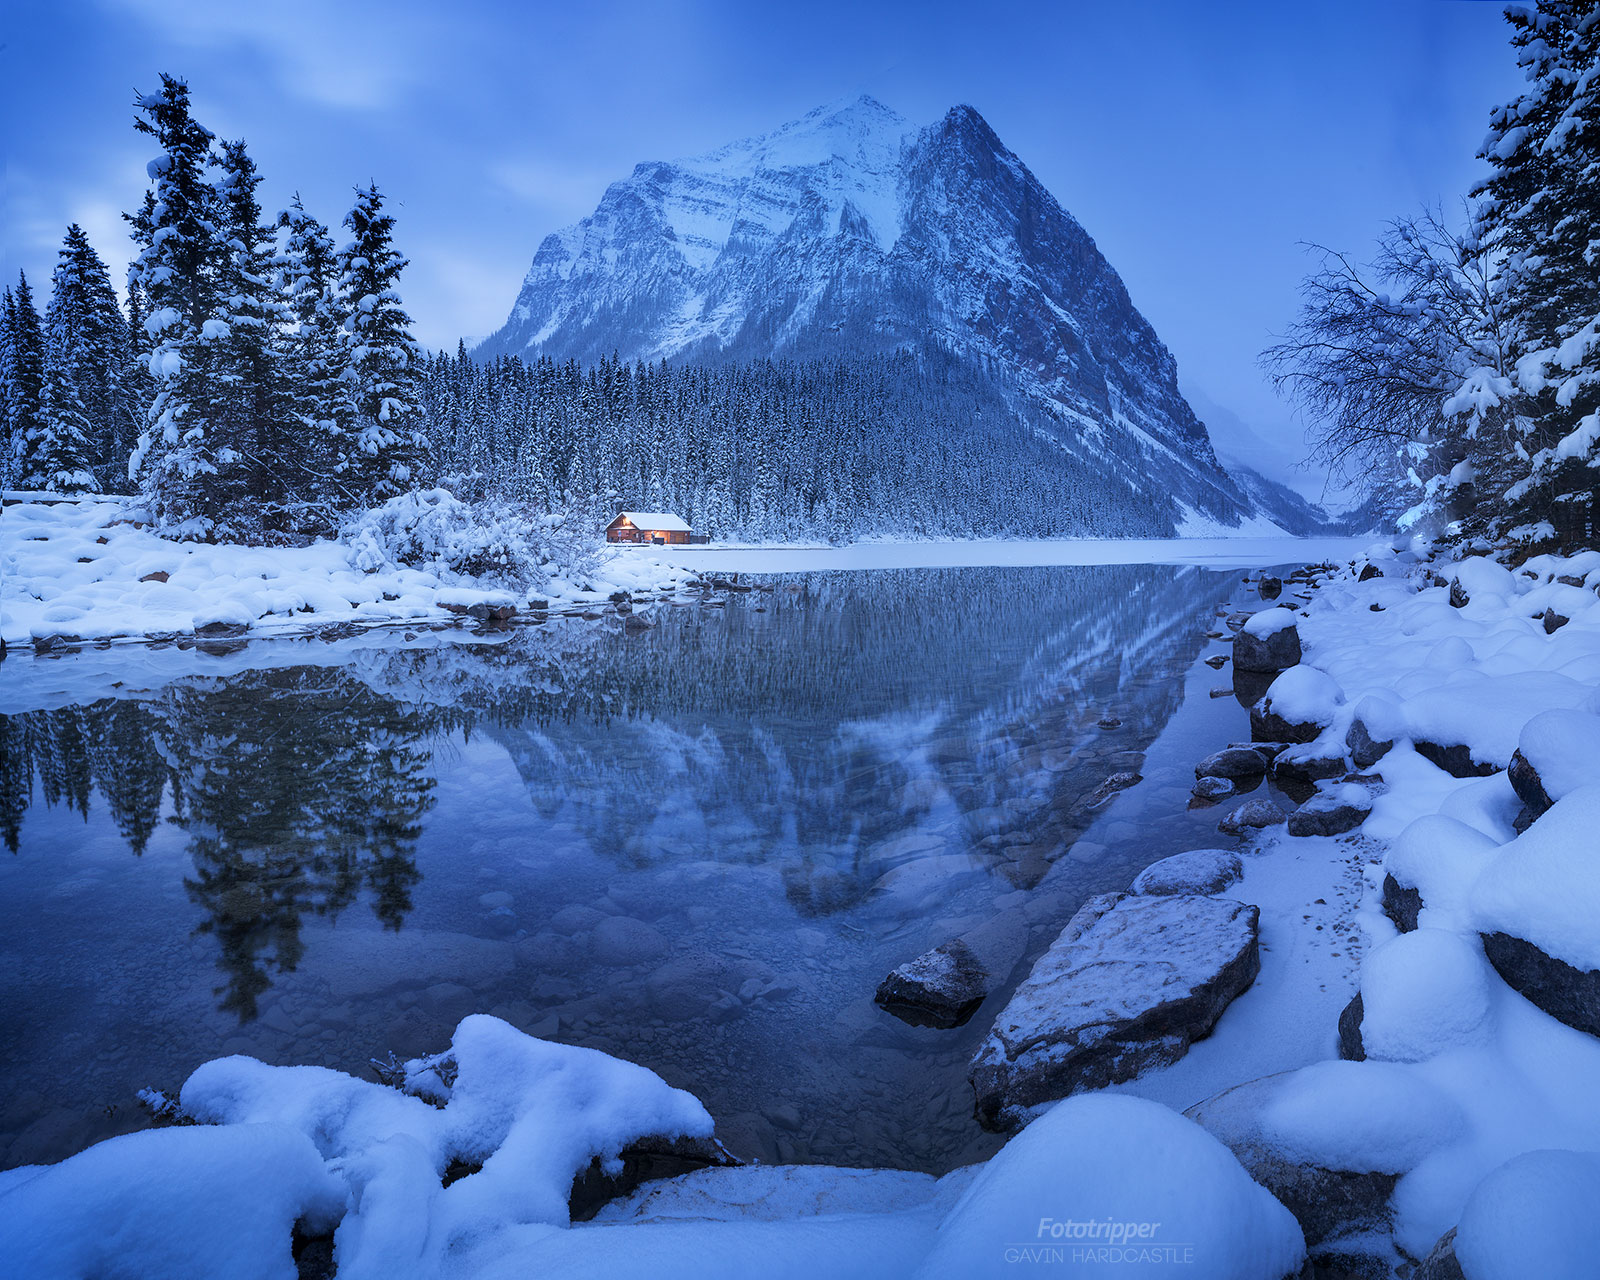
[{"x1": 478, "y1": 96, "x2": 1299, "y2": 532}]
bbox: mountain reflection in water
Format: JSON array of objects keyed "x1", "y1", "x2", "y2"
[{"x1": 1, "y1": 562, "x2": 1248, "y2": 1172}]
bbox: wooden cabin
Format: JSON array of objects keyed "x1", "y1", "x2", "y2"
[{"x1": 605, "y1": 511, "x2": 692, "y2": 545}]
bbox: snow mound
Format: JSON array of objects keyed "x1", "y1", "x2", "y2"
[
  {"x1": 1258, "y1": 1061, "x2": 1464, "y2": 1175},
  {"x1": 1452, "y1": 1149, "x2": 1600, "y2": 1280},
  {"x1": 1517, "y1": 709, "x2": 1600, "y2": 803},
  {"x1": 1472, "y1": 786, "x2": 1600, "y2": 971},
  {"x1": 0, "y1": 1123, "x2": 344, "y2": 1280},
  {"x1": 1262, "y1": 665, "x2": 1344, "y2": 725},
  {"x1": 1385, "y1": 815, "x2": 1502, "y2": 929},
  {"x1": 918, "y1": 1094, "x2": 1305, "y2": 1279},
  {"x1": 1359, "y1": 931, "x2": 1494, "y2": 1062}
]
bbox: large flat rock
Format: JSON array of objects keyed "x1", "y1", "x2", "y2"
[{"x1": 969, "y1": 892, "x2": 1259, "y2": 1131}]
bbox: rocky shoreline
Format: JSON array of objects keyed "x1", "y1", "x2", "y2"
[{"x1": 866, "y1": 545, "x2": 1600, "y2": 1277}]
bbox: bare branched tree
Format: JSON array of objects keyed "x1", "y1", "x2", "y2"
[{"x1": 1262, "y1": 206, "x2": 1524, "y2": 519}]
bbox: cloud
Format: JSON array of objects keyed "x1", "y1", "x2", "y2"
[
  {"x1": 406, "y1": 243, "x2": 529, "y2": 353},
  {"x1": 102, "y1": 0, "x2": 442, "y2": 110},
  {"x1": 487, "y1": 157, "x2": 614, "y2": 220},
  {"x1": 2, "y1": 155, "x2": 149, "y2": 292}
]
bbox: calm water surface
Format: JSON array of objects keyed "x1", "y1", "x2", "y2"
[{"x1": 0, "y1": 564, "x2": 1283, "y2": 1173}]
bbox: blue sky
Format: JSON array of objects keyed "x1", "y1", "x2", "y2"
[{"x1": 3, "y1": 0, "x2": 1517, "y2": 442}]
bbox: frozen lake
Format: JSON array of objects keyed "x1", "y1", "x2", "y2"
[{"x1": 0, "y1": 561, "x2": 1303, "y2": 1173}]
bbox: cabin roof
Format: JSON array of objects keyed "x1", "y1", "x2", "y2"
[{"x1": 614, "y1": 511, "x2": 691, "y2": 532}]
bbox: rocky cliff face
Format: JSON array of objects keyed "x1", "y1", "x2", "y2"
[{"x1": 479, "y1": 96, "x2": 1267, "y2": 530}]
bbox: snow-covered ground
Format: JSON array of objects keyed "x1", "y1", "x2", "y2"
[
  {"x1": 2, "y1": 496, "x2": 1366, "y2": 647},
  {"x1": 653, "y1": 534, "x2": 1370, "y2": 575},
  {"x1": 0, "y1": 497, "x2": 694, "y2": 648}
]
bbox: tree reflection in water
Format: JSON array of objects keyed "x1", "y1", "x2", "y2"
[
  {"x1": 2, "y1": 562, "x2": 1240, "y2": 1026},
  {"x1": 2, "y1": 673, "x2": 434, "y2": 1020}
]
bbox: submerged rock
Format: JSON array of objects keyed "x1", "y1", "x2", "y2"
[
  {"x1": 875, "y1": 912, "x2": 1028, "y2": 1029},
  {"x1": 1079, "y1": 771, "x2": 1142, "y2": 808},
  {"x1": 591, "y1": 916, "x2": 668, "y2": 967},
  {"x1": 874, "y1": 938, "x2": 988, "y2": 1029},
  {"x1": 969, "y1": 892, "x2": 1259, "y2": 1131}
]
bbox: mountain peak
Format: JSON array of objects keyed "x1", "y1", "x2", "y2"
[
  {"x1": 681, "y1": 94, "x2": 911, "y2": 180},
  {"x1": 477, "y1": 97, "x2": 1257, "y2": 533}
]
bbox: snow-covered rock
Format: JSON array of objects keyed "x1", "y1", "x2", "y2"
[
  {"x1": 1346, "y1": 695, "x2": 1403, "y2": 767},
  {"x1": 1271, "y1": 740, "x2": 1349, "y2": 786},
  {"x1": 177, "y1": 1015, "x2": 716, "y2": 1273},
  {"x1": 1131, "y1": 849, "x2": 1244, "y2": 896},
  {"x1": 1234, "y1": 610, "x2": 1302, "y2": 672},
  {"x1": 1251, "y1": 664, "x2": 1344, "y2": 744},
  {"x1": 1285, "y1": 783, "x2": 1371, "y2": 837},
  {"x1": 1382, "y1": 815, "x2": 1502, "y2": 933},
  {"x1": 1356, "y1": 931, "x2": 1495, "y2": 1063},
  {"x1": 1507, "y1": 709, "x2": 1600, "y2": 819},
  {"x1": 1219, "y1": 798, "x2": 1287, "y2": 835},
  {"x1": 1437, "y1": 1149, "x2": 1600, "y2": 1280},
  {"x1": 1188, "y1": 1062, "x2": 1462, "y2": 1250},
  {"x1": 1471, "y1": 787, "x2": 1600, "y2": 1034},
  {"x1": 1195, "y1": 745, "x2": 1271, "y2": 779},
  {"x1": 969, "y1": 893, "x2": 1259, "y2": 1131}
]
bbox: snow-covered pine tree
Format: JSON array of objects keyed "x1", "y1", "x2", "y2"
[
  {"x1": 209, "y1": 137, "x2": 295, "y2": 535},
  {"x1": 0, "y1": 288, "x2": 16, "y2": 489},
  {"x1": 277, "y1": 195, "x2": 350, "y2": 508},
  {"x1": 120, "y1": 266, "x2": 155, "y2": 483},
  {"x1": 4, "y1": 274, "x2": 51, "y2": 492},
  {"x1": 35, "y1": 334, "x2": 97, "y2": 493},
  {"x1": 335, "y1": 183, "x2": 431, "y2": 505},
  {"x1": 126, "y1": 75, "x2": 227, "y2": 536},
  {"x1": 1476, "y1": 1, "x2": 1600, "y2": 545},
  {"x1": 42, "y1": 225, "x2": 130, "y2": 489}
]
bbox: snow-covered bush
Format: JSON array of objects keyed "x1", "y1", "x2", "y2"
[{"x1": 342, "y1": 487, "x2": 602, "y2": 592}]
